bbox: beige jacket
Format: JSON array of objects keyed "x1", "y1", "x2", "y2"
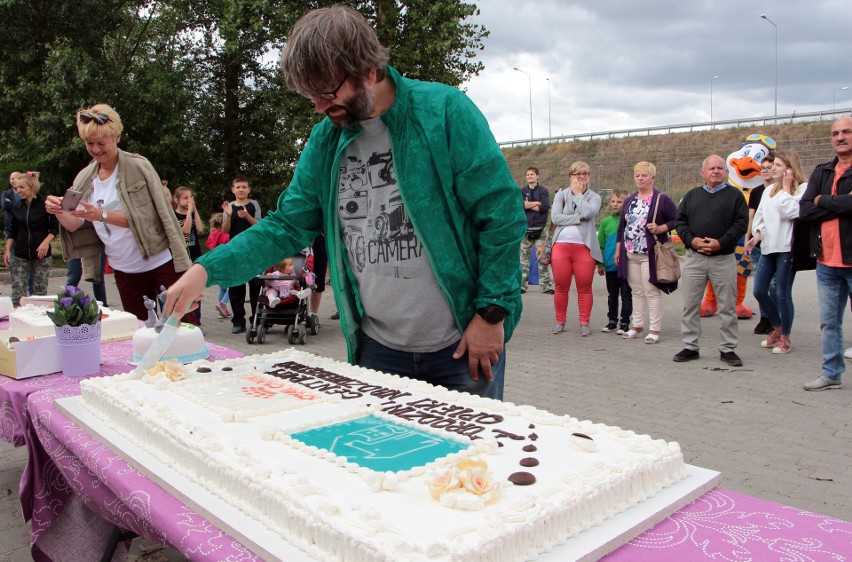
[{"x1": 60, "y1": 149, "x2": 191, "y2": 283}]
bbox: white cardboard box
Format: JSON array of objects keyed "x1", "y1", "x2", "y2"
[
  {"x1": 0, "y1": 330, "x2": 104, "y2": 379},
  {"x1": 0, "y1": 333, "x2": 63, "y2": 379}
]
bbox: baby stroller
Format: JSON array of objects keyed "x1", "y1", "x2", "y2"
[{"x1": 246, "y1": 249, "x2": 319, "y2": 345}]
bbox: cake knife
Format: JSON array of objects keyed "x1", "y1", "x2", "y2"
[{"x1": 131, "y1": 289, "x2": 191, "y2": 378}]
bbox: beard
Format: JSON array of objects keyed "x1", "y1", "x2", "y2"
[{"x1": 326, "y1": 81, "x2": 374, "y2": 128}]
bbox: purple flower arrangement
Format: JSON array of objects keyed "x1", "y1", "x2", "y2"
[{"x1": 46, "y1": 285, "x2": 102, "y2": 327}]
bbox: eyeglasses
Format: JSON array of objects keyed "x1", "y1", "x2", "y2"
[
  {"x1": 78, "y1": 111, "x2": 111, "y2": 125},
  {"x1": 745, "y1": 133, "x2": 777, "y2": 150},
  {"x1": 571, "y1": 172, "x2": 590, "y2": 177},
  {"x1": 304, "y1": 76, "x2": 347, "y2": 101},
  {"x1": 760, "y1": 166, "x2": 773, "y2": 172}
]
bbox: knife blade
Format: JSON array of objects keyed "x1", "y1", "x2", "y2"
[{"x1": 133, "y1": 314, "x2": 182, "y2": 377}]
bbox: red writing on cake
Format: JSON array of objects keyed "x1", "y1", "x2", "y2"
[{"x1": 240, "y1": 375, "x2": 317, "y2": 401}]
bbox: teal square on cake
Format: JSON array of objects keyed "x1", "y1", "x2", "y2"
[{"x1": 290, "y1": 415, "x2": 468, "y2": 472}]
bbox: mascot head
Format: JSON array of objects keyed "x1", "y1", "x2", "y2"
[{"x1": 726, "y1": 133, "x2": 776, "y2": 191}]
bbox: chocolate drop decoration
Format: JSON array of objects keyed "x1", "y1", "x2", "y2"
[
  {"x1": 522, "y1": 444, "x2": 537, "y2": 452},
  {"x1": 529, "y1": 433, "x2": 538, "y2": 441},
  {"x1": 571, "y1": 432, "x2": 593, "y2": 441},
  {"x1": 222, "y1": 367, "x2": 233, "y2": 371},
  {"x1": 519, "y1": 457, "x2": 539, "y2": 467},
  {"x1": 497, "y1": 441, "x2": 504, "y2": 447},
  {"x1": 528, "y1": 423, "x2": 535, "y2": 429},
  {"x1": 508, "y1": 472, "x2": 536, "y2": 486},
  {"x1": 196, "y1": 367, "x2": 212, "y2": 373}
]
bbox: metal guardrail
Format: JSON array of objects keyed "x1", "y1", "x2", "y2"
[{"x1": 498, "y1": 108, "x2": 852, "y2": 148}]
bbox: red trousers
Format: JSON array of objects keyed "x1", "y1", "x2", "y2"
[{"x1": 551, "y1": 243, "x2": 597, "y2": 325}]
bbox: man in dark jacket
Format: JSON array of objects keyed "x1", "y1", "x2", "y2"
[
  {"x1": 520, "y1": 166, "x2": 552, "y2": 294},
  {"x1": 799, "y1": 117, "x2": 852, "y2": 391}
]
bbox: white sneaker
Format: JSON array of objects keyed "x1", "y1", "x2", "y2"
[
  {"x1": 845, "y1": 348, "x2": 852, "y2": 360},
  {"x1": 268, "y1": 297, "x2": 281, "y2": 308}
]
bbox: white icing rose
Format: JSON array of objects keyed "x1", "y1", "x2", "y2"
[{"x1": 428, "y1": 466, "x2": 460, "y2": 500}]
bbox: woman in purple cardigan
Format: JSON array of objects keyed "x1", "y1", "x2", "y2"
[{"x1": 615, "y1": 162, "x2": 679, "y2": 344}]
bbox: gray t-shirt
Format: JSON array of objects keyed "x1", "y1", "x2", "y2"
[{"x1": 338, "y1": 117, "x2": 459, "y2": 351}]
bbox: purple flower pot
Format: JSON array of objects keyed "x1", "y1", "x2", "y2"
[{"x1": 54, "y1": 323, "x2": 102, "y2": 377}]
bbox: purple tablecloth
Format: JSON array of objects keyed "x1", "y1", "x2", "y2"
[
  {"x1": 23, "y1": 342, "x2": 250, "y2": 562},
  {"x1": 0, "y1": 325, "x2": 142, "y2": 446},
  {"x1": 20, "y1": 341, "x2": 852, "y2": 561}
]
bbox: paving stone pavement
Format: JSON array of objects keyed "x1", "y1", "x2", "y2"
[{"x1": 0, "y1": 268, "x2": 849, "y2": 560}]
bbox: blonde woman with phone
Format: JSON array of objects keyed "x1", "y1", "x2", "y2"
[{"x1": 44, "y1": 104, "x2": 192, "y2": 321}]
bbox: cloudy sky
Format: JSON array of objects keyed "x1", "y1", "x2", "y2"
[{"x1": 462, "y1": 0, "x2": 852, "y2": 143}]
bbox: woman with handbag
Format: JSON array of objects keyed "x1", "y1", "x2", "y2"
[
  {"x1": 615, "y1": 162, "x2": 679, "y2": 344},
  {"x1": 744, "y1": 150, "x2": 807, "y2": 354},
  {"x1": 550, "y1": 161, "x2": 602, "y2": 336}
]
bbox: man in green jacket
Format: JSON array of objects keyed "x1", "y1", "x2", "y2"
[{"x1": 166, "y1": 5, "x2": 524, "y2": 400}]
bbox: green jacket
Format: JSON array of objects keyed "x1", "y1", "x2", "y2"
[{"x1": 199, "y1": 66, "x2": 525, "y2": 362}]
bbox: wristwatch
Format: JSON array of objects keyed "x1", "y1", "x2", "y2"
[
  {"x1": 100, "y1": 209, "x2": 108, "y2": 222},
  {"x1": 476, "y1": 305, "x2": 505, "y2": 324}
]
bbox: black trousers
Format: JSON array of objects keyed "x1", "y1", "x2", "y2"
[
  {"x1": 228, "y1": 278, "x2": 263, "y2": 328},
  {"x1": 605, "y1": 270, "x2": 633, "y2": 324}
]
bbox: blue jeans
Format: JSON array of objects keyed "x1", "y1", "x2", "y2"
[
  {"x1": 816, "y1": 264, "x2": 852, "y2": 380},
  {"x1": 749, "y1": 245, "x2": 776, "y2": 319},
  {"x1": 752, "y1": 251, "x2": 795, "y2": 334},
  {"x1": 66, "y1": 255, "x2": 108, "y2": 306},
  {"x1": 359, "y1": 335, "x2": 506, "y2": 400}
]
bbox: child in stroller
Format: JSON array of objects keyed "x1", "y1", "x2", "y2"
[{"x1": 246, "y1": 251, "x2": 317, "y2": 345}]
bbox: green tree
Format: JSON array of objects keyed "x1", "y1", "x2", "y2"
[{"x1": 0, "y1": 0, "x2": 488, "y2": 216}]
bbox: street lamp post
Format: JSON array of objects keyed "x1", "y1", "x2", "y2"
[
  {"x1": 513, "y1": 67, "x2": 533, "y2": 140},
  {"x1": 547, "y1": 77, "x2": 552, "y2": 138},
  {"x1": 710, "y1": 75, "x2": 719, "y2": 126},
  {"x1": 760, "y1": 14, "x2": 778, "y2": 116},
  {"x1": 833, "y1": 86, "x2": 849, "y2": 109}
]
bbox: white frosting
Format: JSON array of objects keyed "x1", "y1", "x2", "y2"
[
  {"x1": 80, "y1": 349, "x2": 688, "y2": 562},
  {"x1": 129, "y1": 324, "x2": 209, "y2": 364},
  {"x1": 9, "y1": 304, "x2": 138, "y2": 341}
]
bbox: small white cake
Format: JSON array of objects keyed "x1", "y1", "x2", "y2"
[
  {"x1": 8, "y1": 304, "x2": 138, "y2": 341},
  {"x1": 129, "y1": 323, "x2": 209, "y2": 365}
]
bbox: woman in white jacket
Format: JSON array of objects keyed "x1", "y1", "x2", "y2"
[{"x1": 744, "y1": 150, "x2": 807, "y2": 354}]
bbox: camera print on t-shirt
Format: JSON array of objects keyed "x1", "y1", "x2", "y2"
[{"x1": 338, "y1": 150, "x2": 419, "y2": 276}]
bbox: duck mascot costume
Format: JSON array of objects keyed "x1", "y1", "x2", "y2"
[{"x1": 701, "y1": 133, "x2": 777, "y2": 318}]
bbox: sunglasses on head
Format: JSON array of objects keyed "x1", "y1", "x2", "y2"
[
  {"x1": 745, "y1": 133, "x2": 777, "y2": 151},
  {"x1": 78, "y1": 111, "x2": 111, "y2": 125}
]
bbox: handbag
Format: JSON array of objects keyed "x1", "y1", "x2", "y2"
[
  {"x1": 651, "y1": 196, "x2": 681, "y2": 283},
  {"x1": 537, "y1": 230, "x2": 552, "y2": 265},
  {"x1": 525, "y1": 225, "x2": 545, "y2": 240}
]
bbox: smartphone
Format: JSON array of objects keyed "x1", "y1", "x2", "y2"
[{"x1": 61, "y1": 190, "x2": 84, "y2": 211}]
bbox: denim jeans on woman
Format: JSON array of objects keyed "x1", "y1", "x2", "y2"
[
  {"x1": 816, "y1": 264, "x2": 852, "y2": 381},
  {"x1": 749, "y1": 244, "x2": 776, "y2": 319},
  {"x1": 752, "y1": 251, "x2": 795, "y2": 334},
  {"x1": 359, "y1": 334, "x2": 505, "y2": 400}
]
